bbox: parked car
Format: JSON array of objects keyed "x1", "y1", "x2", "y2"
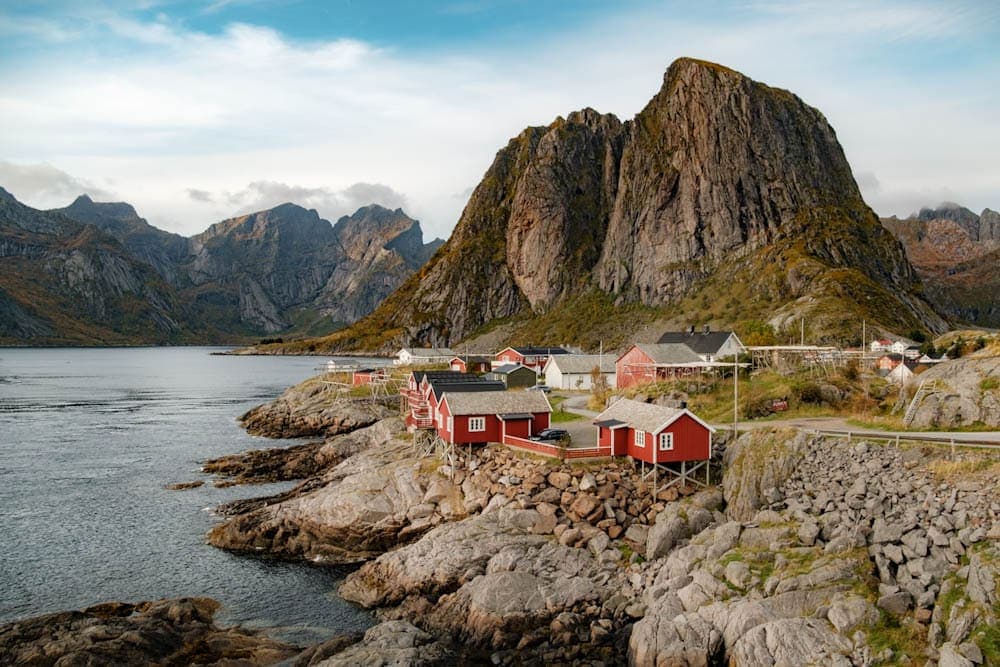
[
  {"x1": 528, "y1": 384, "x2": 551, "y2": 393},
  {"x1": 531, "y1": 428, "x2": 569, "y2": 442}
]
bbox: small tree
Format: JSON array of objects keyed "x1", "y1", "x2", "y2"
[{"x1": 589, "y1": 366, "x2": 610, "y2": 411}]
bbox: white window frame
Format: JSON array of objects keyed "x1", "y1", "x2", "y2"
[
  {"x1": 468, "y1": 416, "x2": 486, "y2": 432},
  {"x1": 437, "y1": 412, "x2": 443, "y2": 428},
  {"x1": 634, "y1": 430, "x2": 646, "y2": 447},
  {"x1": 659, "y1": 432, "x2": 674, "y2": 451},
  {"x1": 448, "y1": 416, "x2": 453, "y2": 432}
]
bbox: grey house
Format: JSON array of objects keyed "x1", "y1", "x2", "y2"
[{"x1": 485, "y1": 363, "x2": 538, "y2": 389}]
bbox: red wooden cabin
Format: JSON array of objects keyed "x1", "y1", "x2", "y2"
[
  {"x1": 449, "y1": 355, "x2": 492, "y2": 374},
  {"x1": 593, "y1": 398, "x2": 714, "y2": 465},
  {"x1": 352, "y1": 368, "x2": 386, "y2": 386},
  {"x1": 615, "y1": 343, "x2": 705, "y2": 389},
  {"x1": 437, "y1": 390, "x2": 551, "y2": 445}
]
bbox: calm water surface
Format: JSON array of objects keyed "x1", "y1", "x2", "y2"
[{"x1": 0, "y1": 347, "x2": 384, "y2": 645}]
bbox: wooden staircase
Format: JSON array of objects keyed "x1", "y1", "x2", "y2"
[{"x1": 903, "y1": 379, "x2": 942, "y2": 427}]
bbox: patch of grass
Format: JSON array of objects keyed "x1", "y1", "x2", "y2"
[
  {"x1": 972, "y1": 621, "x2": 1000, "y2": 666},
  {"x1": 981, "y1": 377, "x2": 999, "y2": 392},
  {"x1": 551, "y1": 410, "x2": 584, "y2": 423},
  {"x1": 924, "y1": 457, "x2": 1000, "y2": 483},
  {"x1": 866, "y1": 611, "x2": 927, "y2": 661}
]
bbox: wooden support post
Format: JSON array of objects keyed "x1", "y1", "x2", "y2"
[{"x1": 681, "y1": 460, "x2": 686, "y2": 491}]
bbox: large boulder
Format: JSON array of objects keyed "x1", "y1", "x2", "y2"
[
  {"x1": 906, "y1": 356, "x2": 1000, "y2": 428},
  {"x1": 723, "y1": 429, "x2": 811, "y2": 520},
  {"x1": 728, "y1": 618, "x2": 853, "y2": 666},
  {"x1": 240, "y1": 376, "x2": 394, "y2": 438},
  {"x1": 314, "y1": 620, "x2": 452, "y2": 666}
]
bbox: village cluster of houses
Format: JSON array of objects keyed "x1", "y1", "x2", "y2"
[
  {"x1": 397, "y1": 365, "x2": 715, "y2": 487},
  {"x1": 338, "y1": 327, "x2": 950, "y2": 478}
]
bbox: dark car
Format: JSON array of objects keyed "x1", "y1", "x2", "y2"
[
  {"x1": 527, "y1": 384, "x2": 552, "y2": 393},
  {"x1": 531, "y1": 428, "x2": 569, "y2": 442}
]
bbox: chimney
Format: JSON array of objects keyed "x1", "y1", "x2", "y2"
[
  {"x1": 679, "y1": 400, "x2": 688, "y2": 409},
  {"x1": 688, "y1": 325, "x2": 695, "y2": 335},
  {"x1": 703, "y1": 324, "x2": 710, "y2": 335}
]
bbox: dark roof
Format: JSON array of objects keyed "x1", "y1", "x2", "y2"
[
  {"x1": 656, "y1": 331, "x2": 737, "y2": 355},
  {"x1": 508, "y1": 346, "x2": 570, "y2": 356},
  {"x1": 498, "y1": 413, "x2": 533, "y2": 420},
  {"x1": 431, "y1": 380, "x2": 505, "y2": 400},
  {"x1": 414, "y1": 370, "x2": 480, "y2": 384},
  {"x1": 594, "y1": 418, "x2": 628, "y2": 429},
  {"x1": 489, "y1": 364, "x2": 536, "y2": 375}
]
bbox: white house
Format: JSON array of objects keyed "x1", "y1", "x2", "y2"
[
  {"x1": 543, "y1": 354, "x2": 617, "y2": 391},
  {"x1": 394, "y1": 347, "x2": 456, "y2": 366},
  {"x1": 870, "y1": 339, "x2": 893, "y2": 353},
  {"x1": 890, "y1": 340, "x2": 913, "y2": 355}
]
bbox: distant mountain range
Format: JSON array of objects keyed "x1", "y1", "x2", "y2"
[
  {"x1": 270, "y1": 57, "x2": 949, "y2": 354},
  {"x1": 0, "y1": 188, "x2": 442, "y2": 345},
  {"x1": 882, "y1": 204, "x2": 1000, "y2": 327}
]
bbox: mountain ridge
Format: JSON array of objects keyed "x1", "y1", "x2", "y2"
[
  {"x1": 272, "y1": 57, "x2": 945, "y2": 354},
  {"x1": 1, "y1": 190, "x2": 441, "y2": 344}
]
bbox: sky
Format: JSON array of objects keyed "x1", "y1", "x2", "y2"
[{"x1": 1, "y1": 1, "x2": 998, "y2": 240}]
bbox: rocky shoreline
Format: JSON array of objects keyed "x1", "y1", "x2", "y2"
[{"x1": 6, "y1": 375, "x2": 998, "y2": 666}]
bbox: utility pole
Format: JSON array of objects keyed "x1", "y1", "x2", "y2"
[
  {"x1": 800, "y1": 318, "x2": 805, "y2": 346},
  {"x1": 733, "y1": 356, "x2": 739, "y2": 438}
]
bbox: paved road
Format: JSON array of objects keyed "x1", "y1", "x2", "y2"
[
  {"x1": 557, "y1": 393, "x2": 1000, "y2": 447},
  {"x1": 714, "y1": 417, "x2": 1000, "y2": 445}
]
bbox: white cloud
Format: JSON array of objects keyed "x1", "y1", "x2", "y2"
[
  {"x1": 224, "y1": 180, "x2": 409, "y2": 220},
  {"x1": 0, "y1": 1, "x2": 997, "y2": 239},
  {"x1": 0, "y1": 161, "x2": 114, "y2": 209}
]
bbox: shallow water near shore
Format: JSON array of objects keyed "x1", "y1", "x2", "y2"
[{"x1": 0, "y1": 347, "x2": 384, "y2": 646}]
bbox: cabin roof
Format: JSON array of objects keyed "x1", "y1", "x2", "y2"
[
  {"x1": 595, "y1": 397, "x2": 714, "y2": 434},
  {"x1": 502, "y1": 345, "x2": 571, "y2": 356},
  {"x1": 430, "y1": 380, "x2": 505, "y2": 401},
  {"x1": 547, "y1": 354, "x2": 616, "y2": 374},
  {"x1": 631, "y1": 343, "x2": 703, "y2": 365},
  {"x1": 443, "y1": 390, "x2": 551, "y2": 416},
  {"x1": 656, "y1": 331, "x2": 738, "y2": 355}
]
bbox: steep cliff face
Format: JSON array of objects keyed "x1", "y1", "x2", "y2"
[
  {"x1": 55, "y1": 195, "x2": 192, "y2": 285},
  {"x1": 0, "y1": 193, "x2": 188, "y2": 344},
  {"x1": 883, "y1": 205, "x2": 1000, "y2": 327},
  {"x1": 314, "y1": 57, "x2": 943, "y2": 352}
]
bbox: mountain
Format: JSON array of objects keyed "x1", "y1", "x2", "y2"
[
  {"x1": 283, "y1": 57, "x2": 944, "y2": 354},
  {"x1": 180, "y1": 203, "x2": 442, "y2": 334},
  {"x1": 882, "y1": 204, "x2": 1000, "y2": 327},
  {"x1": 0, "y1": 188, "x2": 441, "y2": 344},
  {"x1": 0, "y1": 189, "x2": 193, "y2": 344},
  {"x1": 55, "y1": 195, "x2": 191, "y2": 284}
]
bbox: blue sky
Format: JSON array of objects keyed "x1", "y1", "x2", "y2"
[{"x1": 1, "y1": 1, "x2": 998, "y2": 238}]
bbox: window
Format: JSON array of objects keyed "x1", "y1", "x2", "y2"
[
  {"x1": 469, "y1": 417, "x2": 486, "y2": 432},
  {"x1": 659, "y1": 432, "x2": 674, "y2": 451},
  {"x1": 437, "y1": 412, "x2": 443, "y2": 428},
  {"x1": 448, "y1": 416, "x2": 453, "y2": 433},
  {"x1": 634, "y1": 430, "x2": 645, "y2": 447}
]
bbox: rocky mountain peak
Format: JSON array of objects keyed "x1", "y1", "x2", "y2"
[
  {"x1": 63, "y1": 194, "x2": 141, "y2": 224},
  {"x1": 306, "y1": 57, "x2": 943, "y2": 352},
  {"x1": 0, "y1": 186, "x2": 17, "y2": 203}
]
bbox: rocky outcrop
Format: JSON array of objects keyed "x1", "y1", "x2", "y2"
[
  {"x1": 624, "y1": 434, "x2": 999, "y2": 666},
  {"x1": 722, "y1": 428, "x2": 810, "y2": 520},
  {"x1": 310, "y1": 621, "x2": 453, "y2": 666},
  {"x1": 906, "y1": 356, "x2": 1000, "y2": 428},
  {"x1": 239, "y1": 376, "x2": 395, "y2": 438},
  {"x1": 303, "y1": 57, "x2": 943, "y2": 353},
  {"x1": 0, "y1": 597, "x2": 298, "y2": 666}
]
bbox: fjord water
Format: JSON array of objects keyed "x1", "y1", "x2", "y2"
[{"x1": 0, "y1": 347, "x2": 374, "y2": 645}]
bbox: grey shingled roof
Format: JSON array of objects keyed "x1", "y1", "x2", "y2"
[
  {"x1": 595, "y1": 398, "x2": 687, "y2": 434},
  {"x1": 443, "y1": 390, "x2": 551, "y2": 416},
  {"x1": 548, "y1": 354, "x2": 616, "y2": 374},
  {"x1": 656, "y1": 331, "x2": 737, "y2": 356},
  {"x1": 634, "y1": 343, "x2": 704, "y2": 365}
]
